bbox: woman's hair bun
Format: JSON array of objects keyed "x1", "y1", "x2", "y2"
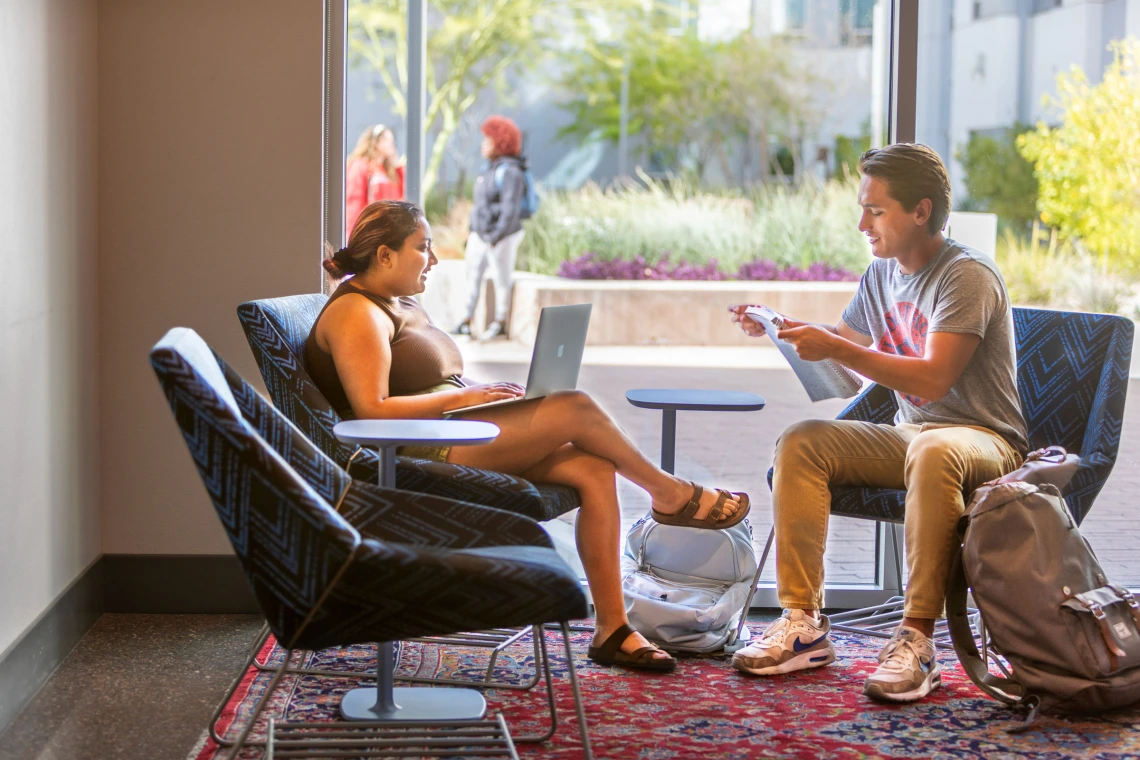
[{"x1": 322, "y1": 246, "x2": 353, "y2": 279}]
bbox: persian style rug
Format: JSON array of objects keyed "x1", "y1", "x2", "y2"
[{"x1": 189, "y1": 624, "x2": 1140, "y2": 759}]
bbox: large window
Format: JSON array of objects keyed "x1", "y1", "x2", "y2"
[
  {"x1": 343, "y1": 1, "x2": 1099, "y2": 603},
  {"x1": 916, "y1": 2, "x2": 1140, "y2": 583},
  {"x1": 340, "y1": 0, "x2": 898, "y2": 603}
]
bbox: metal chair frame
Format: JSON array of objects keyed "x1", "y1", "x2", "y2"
[
  {"x1": 248, "y1": 624, "x2": 545, "y2": 691},
  {"x1": 208, "y1": 622, "x2": 592, "y2": 759}
]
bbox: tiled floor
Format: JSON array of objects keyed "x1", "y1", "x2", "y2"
[{"x1": 0, "y1": 614, "x2": 264, "y2": 760}]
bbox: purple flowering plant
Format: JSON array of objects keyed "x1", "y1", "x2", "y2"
[{"x1": 557, "y1": 252, "x2": 859, "y2": 282}]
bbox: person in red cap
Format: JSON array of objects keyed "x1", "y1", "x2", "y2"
[{"x1": 454, "y1": 115, "x2": 528, "y2": 340}]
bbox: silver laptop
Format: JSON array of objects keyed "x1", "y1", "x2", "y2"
[{"x1": 446, "y1": 303, "x2": 592, "y2": 416}]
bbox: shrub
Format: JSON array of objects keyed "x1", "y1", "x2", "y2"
[
  {"x1": 956, "y1": 124, "x2": 1039, "y2": 231},
  {"x1": 521, "y1": 172, "x2": 871, "y2": 277},
  {"x1": 996, "y1": 224, "x2": 1137, "y2": 315},
  {"x1": 1017, "y1": 39, "x2": 1140, "y2": 268}
]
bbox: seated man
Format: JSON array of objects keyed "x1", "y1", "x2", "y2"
[{"x1": 728, "y1": 143, "x2": 1027, "y2": 703}]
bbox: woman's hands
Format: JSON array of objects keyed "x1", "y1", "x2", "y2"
[{"x1": 455, "y1": 381, "x2": 525, "y2": 409}]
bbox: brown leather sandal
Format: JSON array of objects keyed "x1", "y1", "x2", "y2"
[
  {"x1": 651, "y1": 483, "x2": 751, "y2": 530},
  {"x1": 587, "y1": 623, "x2": 676, "y2": 672}
]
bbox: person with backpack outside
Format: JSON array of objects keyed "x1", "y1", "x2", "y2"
[
  {"x1": 453, "y1": 115, "x2": 532, "y2": 341},
  {"x1": 728, "y1": 143, "x2": 1027, "y2": 703},
  {"x1": 346, "y1": 124, "x2": 405, "y2": 234}
]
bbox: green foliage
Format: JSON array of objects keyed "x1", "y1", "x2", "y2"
[
  {"x1": 996, "y1": 224, "x2": 1136, "y2": 315},
  {"x1": 773, "y1": 147, "x2": 795, "y2": 177},
  {"x1": 555, "y1": 32, "x2": 717, "y2": 170},
  {"x1": 1017, "y1": 39, "x2": 1140, "y2": 267},
  {"x1": 956, "y1": 125, "x2": 1038, "y2": 230},
  {"x1": 834, "y1": 132, "x2": 869, "y2": 180},
  {"x1": 556, "y1": 31, "x2": 820, "y2": 183},
  {"x1": 350, "y1": 0, "x2": 650, "y2": 195},
  {"x1": 519, "y1": 173, "x2": 871, "y2": 277}
]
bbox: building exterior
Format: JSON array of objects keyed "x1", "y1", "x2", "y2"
[{"x1": 919, "y1": 0, "x2": 1138, "y2": 192}]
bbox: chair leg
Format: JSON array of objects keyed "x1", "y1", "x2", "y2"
[
  {"x1": 561, "y1": 621, "x2": 594, "y2": 760},
  {"x1": 209, "y1": 624, "x2": 281, "y2": 747},
  {"x1": 221, "y1": 646, "x2": 295, "y2": 758},
  {"x1": 254, "y1": 629, "x2": 542, "y2": 691},
  {"x1": 730, "y1": 526, "x2": 775, "y2": 645},
  {"x1": 400, "y1": 628, "x2": 541, "y2": 690},
  {"x1": 891, "y1": 523, "x2": 904, "y2": 594},
  {"x1": 511, "y1": 625, "x2": 559, "y2": 745}
]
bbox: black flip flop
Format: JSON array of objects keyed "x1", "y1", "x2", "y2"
[{"x1": 587, "y1": 623, "x2": 676, "y2": 672}]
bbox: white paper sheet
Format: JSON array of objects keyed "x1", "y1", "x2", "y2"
[{"x1": 744, "y1": 306, "x2": 863, "y2": 402}]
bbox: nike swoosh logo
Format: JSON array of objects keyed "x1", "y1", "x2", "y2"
[{"x1": 793, "y1": 633, "x2": 828, "y2": 653}]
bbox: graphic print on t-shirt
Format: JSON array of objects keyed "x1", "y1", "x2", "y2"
[{"x1": 878, "y1": 301, "x2": 930, "y2": 407}]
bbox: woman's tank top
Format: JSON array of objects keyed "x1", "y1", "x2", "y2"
[{"x1": 305, "y1": 281, "x2": 464, "y2": 419}]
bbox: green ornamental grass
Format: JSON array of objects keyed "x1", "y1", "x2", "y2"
[{"x1": 520, "y1": 173, "x2": 872, "y2": 277}]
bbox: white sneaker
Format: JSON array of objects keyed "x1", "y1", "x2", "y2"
[
  {"x1": 862, "y1": 626, "x2": 942, "y2": 703},
  {"x1": 731, "y1": 609, "x2": 836, "y2": 676}
]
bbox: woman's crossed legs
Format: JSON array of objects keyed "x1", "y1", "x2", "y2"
[{"x1": 447, "y1": 390, "x2": 745, "y2": 662}]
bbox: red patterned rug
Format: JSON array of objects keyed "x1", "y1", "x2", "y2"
[{"x1": 189, "y1": 623, "x2": 1140, "y2": 759}]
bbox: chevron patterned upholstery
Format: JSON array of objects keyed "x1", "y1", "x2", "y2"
[
  {"x1": 152, "y1": 328, "x2": 587, "y2": 652},
  {"x1": 768, "y1": 308, "x2": 1133, "y2": 525},
  {"x1": 236, "y1": 296, "x2": 581, "y2": 522}
]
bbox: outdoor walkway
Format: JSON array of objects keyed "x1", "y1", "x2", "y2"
[{"x1": 463, "y1": 342, "x2": 1140, "y2": 586}]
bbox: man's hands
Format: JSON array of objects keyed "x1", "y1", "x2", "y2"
[
  {"x1": 727, "y1": 303, "x2": 982, "y2": 403},
  {"x1": 728, "y1": 304, "x2": 834, "y2": 360},
  {"x1": 774, "y1": 324, "x2": 844, "y2": 361},
  {"x1": 729, "y1": 304, "x2": 805, "y2": 337}
]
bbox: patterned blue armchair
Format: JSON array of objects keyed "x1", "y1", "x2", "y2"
[
  {"x1": 237, "y1": 295, "x2": 580, "y2": 522},
  {"x1": 151, "y1": 328, "x2": 590, "y2": 754}
]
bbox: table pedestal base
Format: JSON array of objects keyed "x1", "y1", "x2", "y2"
[{"x1": 339, "y1": 686, "x2": 487, "y2": 721}]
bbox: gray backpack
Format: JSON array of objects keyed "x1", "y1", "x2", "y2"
[
  {"x1": 947, "y1": 447, "x2": 1140, "y2": 721},
  {"x1": 621, "y1": 515, "x2": 757, "y2": 654}
]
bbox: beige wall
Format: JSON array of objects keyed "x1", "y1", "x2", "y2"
[
  {"x1": 97, "y1": 0, "x2": 323, "y2": 554},
  {"x1": 0, "y1": 0, "x2": 100, "y2": 654}
]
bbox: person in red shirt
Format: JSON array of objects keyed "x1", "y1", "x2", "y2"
[{"x1": 346, "y1": 124, "x2": 405, "y2": 234}]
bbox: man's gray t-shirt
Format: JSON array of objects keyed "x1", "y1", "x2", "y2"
[{"x1": 841, "y1": 238, "x2": 1028, "y2": 454}]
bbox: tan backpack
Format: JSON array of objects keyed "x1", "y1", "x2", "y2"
[{"x1": 946, "y1": 447, "x2": 1140, "y2": 724}]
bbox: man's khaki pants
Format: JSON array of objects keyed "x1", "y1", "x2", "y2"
[{"x1": 771, "y1": 419, "x2": 1021, "y2": 618}]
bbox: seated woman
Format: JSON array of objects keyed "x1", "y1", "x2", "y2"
[{"x1": 307, "y1": 200, "x2": 750, "y2": 672}]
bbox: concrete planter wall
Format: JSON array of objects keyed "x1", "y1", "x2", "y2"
[{"x1": 421, "y1": 259, "x2": 859, "y2": 347}]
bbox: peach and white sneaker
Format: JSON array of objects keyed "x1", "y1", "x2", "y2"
[
  {"x1": 862, "y1": 626, "x2": 942, "y2": 702},
  {"x1": 731, "y1": 609, "x2": 836, "y2": 676}
]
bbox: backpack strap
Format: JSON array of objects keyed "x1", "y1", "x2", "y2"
[{"x1": 946, "y1": 535, "x2": 1026, "y2": 705}]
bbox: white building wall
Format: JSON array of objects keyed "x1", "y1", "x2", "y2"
[
  {"x1": 699, "y1": 0, "x2": 753, "y2": 40},
  {"x1": 947, "y1": 14, "x2": 1023, "y2": 188},
  {"x1": 1030, "y1": 2, "x2": 1110, "y2": 123},
  {"x1": 916, "y1": 0, "x2": 954, "y2": 158}
]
